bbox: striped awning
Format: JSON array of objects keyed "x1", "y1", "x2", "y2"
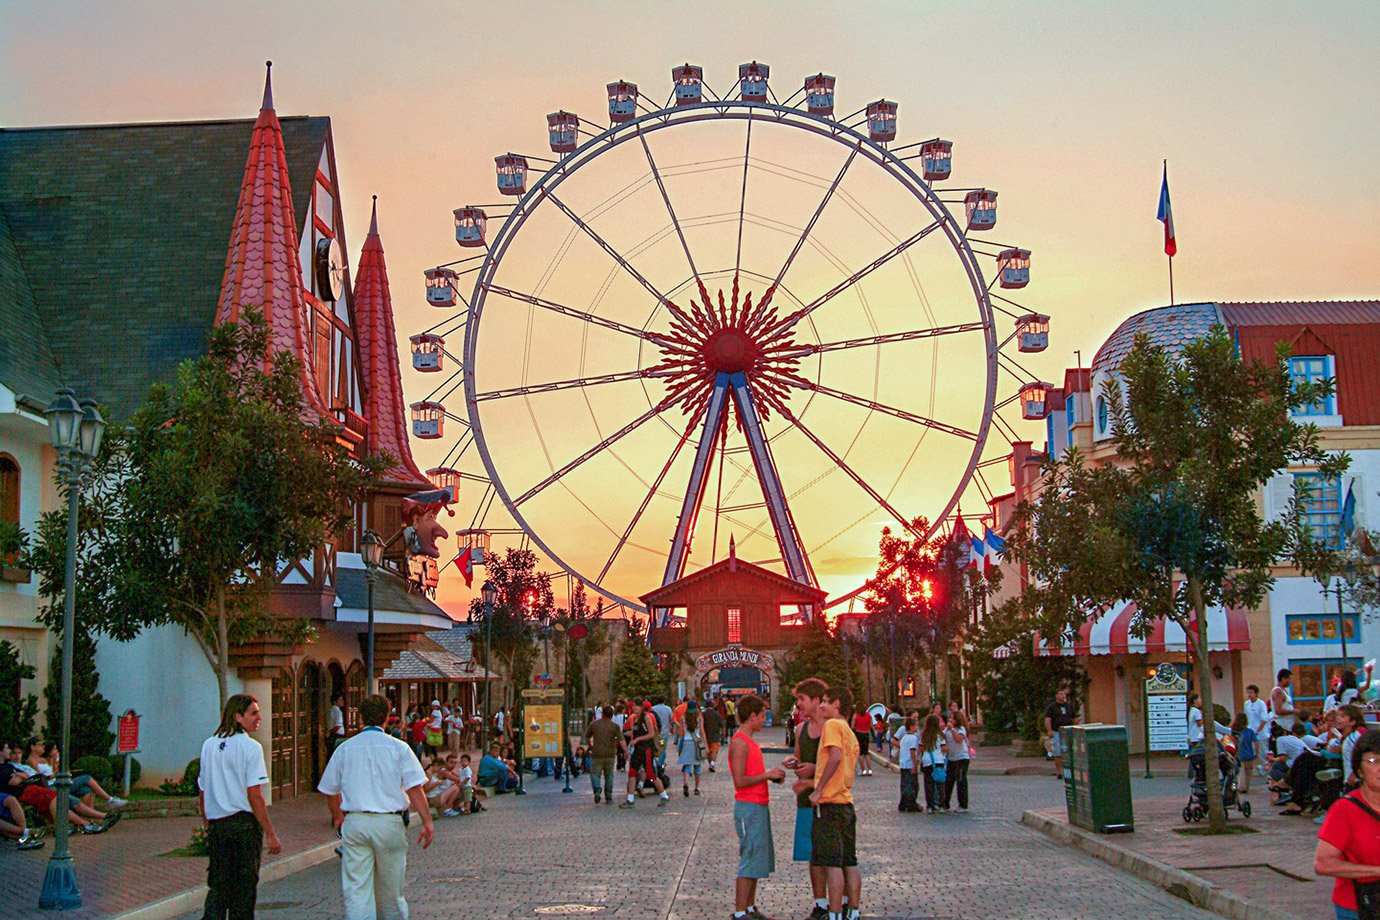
[{"x1": 1034, "y1": 599, "x2": 1251, "y2": 657}]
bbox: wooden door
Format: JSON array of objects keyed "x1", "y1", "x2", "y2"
[
  {"x1": 296, "y1": 661, "x2": 324, "y2": 796},
  {"x1": 271, "y1": 670, "x2": 295, "y2": 800}
]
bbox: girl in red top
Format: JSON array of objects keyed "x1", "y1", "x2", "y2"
[
  {"x1": 851, "y1": 709, "x2": 873, "y2": 776},
  {"x1": 1316, "y1": 730, "x2": 1380, "y2": 918}
]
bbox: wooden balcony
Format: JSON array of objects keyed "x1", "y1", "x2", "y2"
[{"x1": 648, "y1": 626, "x2": 688, "y2": 654}]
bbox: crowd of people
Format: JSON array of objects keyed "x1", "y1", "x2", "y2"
[{"x1": 0, "y1": 737, "x2": 127, "y2": 851}]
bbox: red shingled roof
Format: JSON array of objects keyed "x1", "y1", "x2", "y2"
[
  {"x1": 353, "y1": 198, "x2": 429, "y2": 487},
  {"x1": 213, "y1": 63, "x2": 331, "y2": 421}
]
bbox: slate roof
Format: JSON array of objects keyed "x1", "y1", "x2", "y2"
[
  {"x1": 1217, "y1": 301, "x2": 1380, "y2": 327},
  {"x1": 427, "y1": 623, "x2": 478, "y2": 660},
  {"x1": 383, "y1": 647, "x2": 491, "y2": 681},
  {"x1": 0, "y1": 113, "x2": 329, "y2": 414},
  {"x1": 1090, "y1": 303, "x2": 1222, "y2": 373},
  {"x1": 335, "y1": 566, "x2": 454, "y2": 621}
]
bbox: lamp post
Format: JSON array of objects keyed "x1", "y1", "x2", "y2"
[
  {"x1": 360, "y1": 530, "x2": 382, "y2": 695},
  {"x1": 480, "y1": 580, "x2": 497, "y2": 756},
  {"x1": 39, "y1": 389, "x2": 104, "y2": 911}
]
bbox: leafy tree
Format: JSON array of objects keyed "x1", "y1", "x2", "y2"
[
  {"x1": 27, "y1": 309, "x2": 385, "y2": 707},
  {"x1": 1006, "y1": 327, "x2": 1346, "y2": 830},
  {"x1": 611, "y1": 630, "x2": 670, "y2": 702},
  {"x1": 969, "y1": 610, "x2": 1086, "y2": 741},
  {"x1": 43, "y1": 627, "x2": 114, "y2": 760},
  {"x1": 776, "y1": 618, "x2": 863, "y2": 719},
  {"x1": 0, "y1": 640, "x2": 38, "y2": 742},
  {"x1": 468, "y1": 547, "x2": 548, "y2": 708},
  {"x1": 553, "y1": 582, "x2": 610, "y2": 707}
]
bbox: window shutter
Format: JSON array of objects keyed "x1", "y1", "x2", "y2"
[{"x1": 1264, "y1": 473, "x2": 1294, "y2": 522}]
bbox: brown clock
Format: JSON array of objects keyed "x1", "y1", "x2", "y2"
[{"x1": 314, "y1": 236, "x2": 346, "y2": 301}]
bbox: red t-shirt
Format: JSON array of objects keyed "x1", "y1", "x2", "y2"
[
  {"x1": 851, "y1": 712, "x2": 872, "y2": 733},
  {"x1": 733, "y1": 730, "x2": 769, "y2": 805},
  {"x1": 410, "y1": 719, "x2": 428, "y2": 744},
  {"x1": 1318, "y1": 793, "x2": 1380, "y2": 909}
]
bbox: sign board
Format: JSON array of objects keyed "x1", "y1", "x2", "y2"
[
  {"x1": 534, "y1": 673, "x2": 553, "y2": 690},
  {"x1": 117, "y1": 710, "x2": 140, "y2": 754},
  {"x1": 521, "y1": 688, "x2": 564, "y2": 701},
  {"x1": 694, "y1": 646, "x2": 776, "y2": 676},
  {"x1": 1145, "y1": 662, "x2": 1188, "y2": 752},
  {"x1": 525, "y1": 702, "x2": 564, "y2": 757}
]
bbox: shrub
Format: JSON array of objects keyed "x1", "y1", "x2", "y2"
[
  {"x1": 107, "y1": 754, "x2": 141, "y2": 788},
  {"x1": 73, "y1": 754, "x2": 113, "y2": 785},
  {"x1": 158, "y1": 757, "x2": 200, "y2": 797}
]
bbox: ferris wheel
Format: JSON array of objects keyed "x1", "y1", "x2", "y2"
[{"x1": 409, "y1": 61, "x2": 1053, "y2": 617}]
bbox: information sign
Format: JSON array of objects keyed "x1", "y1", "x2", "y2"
[
  {"x1": 1145, "y1": 662, "x2": 1188, "y2": 752},
  {"x1": 117, "y1": 710, "x2": 141, "y2": 754}
]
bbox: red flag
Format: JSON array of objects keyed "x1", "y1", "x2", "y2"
[{"x1": 1157, "y1": 161, "x2": 1177, "y2": 257}]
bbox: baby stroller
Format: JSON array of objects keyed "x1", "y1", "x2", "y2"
[{"x1": 1183, "y1": 743, "x2": 1251, "y2": 822}]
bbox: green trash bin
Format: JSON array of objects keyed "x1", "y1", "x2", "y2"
[{"x1": 1064, "y1": 724, "x2": 1133, "y2": 833}]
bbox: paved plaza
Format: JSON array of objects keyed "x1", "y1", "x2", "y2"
[{"x1": 209, "y1": 745, "x2": 1217, "y2": 920}]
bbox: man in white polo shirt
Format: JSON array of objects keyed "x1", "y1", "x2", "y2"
[
  {"x1": 318, "y1": 693, "x2": 433, "y2": 919},
  {"x1": 198, "y1": 694, "x2": 281, "y2": 920}
]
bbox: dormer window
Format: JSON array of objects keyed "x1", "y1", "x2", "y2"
[{"x1": 1289, "y1": 355, "x2": 1338, "y2": 419}]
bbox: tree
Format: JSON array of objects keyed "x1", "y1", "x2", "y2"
[
  {"x1": 468, "y1": 547, "x2": 548, "y2": 706},
  {"x1": 27, "y1": 309, "x2": 385, "y2": 708},
  {"x1": 44, "y1": 629, "x2": 113, "y2": 760},
  {"x1": 776, "y1": 618, "x2": 863, "y2": 719},
  {"x1": 0, "y1": 640, "x2": 38, "y2": 742},
  {"x1": 1007, "y1": 327, "x2": 1346, "y2": 831},
  {"x1": 611, "y1": 631, "x2": 670, "y2": 702},
  {"x1": 970, "y1": 607, "x2": 1086, "y2": 741}
]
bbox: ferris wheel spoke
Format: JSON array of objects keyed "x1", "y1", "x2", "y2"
[
  {"x1": 734, "y1": 117, "x2": 753, "y2": 274},
  {"x1": 544, "y1": 192, "x2": 692, "y2": 326},
  {"x1": 512, "y1": 401, "x2": 671, "y2": 507},
  {"x1": 776, "y1": 404, "x2": 917, "y2": 536},
  {"x1": 776, "y1": 321, "x2": 985, "y2": 357},
  {"x1": 485, "y1": 283, "x2": 666, "y2": 344},
  {"x1": 792, "y1": 379, "x2": 980, "y2": 441},
  {"x1": 598, "y1": 412, "x2": 701, "y2": 585},
  {"x1": 761, "y1": 141, "x2": 862, "y2": 307},
  {"x1": 637, "y1": 130, "x2": 707, "y2": 304},
  {"x1": 474, "y1": 368, "x2": 672, "y2": 402},
  {"x1": 769, "y1": 218, "x2": 945, "y2": 336}
]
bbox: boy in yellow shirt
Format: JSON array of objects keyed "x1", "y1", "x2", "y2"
[{"x1": 808, "y1": 686, "x2": 861, "y2": 920}]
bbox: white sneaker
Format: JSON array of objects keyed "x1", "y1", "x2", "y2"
[{"x1": 107, "y1": 797, "x2": 128, "y2": 809}]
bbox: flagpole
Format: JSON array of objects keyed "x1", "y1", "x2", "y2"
[{"x1": 1169, "y1": 254, "x2": 1175, "y2": 307}]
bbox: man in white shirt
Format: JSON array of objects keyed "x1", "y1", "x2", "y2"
[
  {"x1": 318, "y1": 694, "x2": 433, "y2": 919},
  {"x1": 1271, "y1": 669, "x2": 1295, "y2": 732},
  {"x1": 198, "y1": 694, "x2": 281, "y2": 919},
  {"x1": 328, "y1": 693, "x2": 347, "y2": 756},
  {"x1": 1241, "y1": 684, "x2": 1270, "y2": 792}
]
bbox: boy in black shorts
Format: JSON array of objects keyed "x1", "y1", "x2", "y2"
[{"x1": 809, "y1": 686, "x2": 861, "y2": 920}]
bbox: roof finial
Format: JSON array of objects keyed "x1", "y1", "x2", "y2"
[
  {"x1": 261, "y1": 60, "x2": 274, "y2": 110},
  {"x1": 369, "y1": 194, "x2": 378, "y2": 235},
  {"x1": 727, "y1": 534, "x2": 737, "y2": 571}
]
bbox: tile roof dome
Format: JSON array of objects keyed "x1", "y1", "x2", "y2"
[{"x1": 1091, "y1": 302, "x2": 1223, "y2": 373}]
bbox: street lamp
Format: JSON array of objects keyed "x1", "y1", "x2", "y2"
[
  {"x1": 360, "y1": 530, "x2": 382, "y2": 695},
  {"x1": 39, "y1": 389, "x2": 104, "y2": 911},
  {"x1": 480, "y1": 580, "x2": 497, "y2": 755}
]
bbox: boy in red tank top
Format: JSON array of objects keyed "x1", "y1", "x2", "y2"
[{"x1": 729, "y1": 694, "x2": 786, "y2": 920}]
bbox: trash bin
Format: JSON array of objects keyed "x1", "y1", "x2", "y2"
[{"x1": 1064, "y1": 723, "x2": 1133, "y2": 833}]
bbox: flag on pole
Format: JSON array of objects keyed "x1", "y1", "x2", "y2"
[
  {"x1": 982, "y1": 526, "x2": 1007, "y2": 576},
  {"x1": 1157, "y1": 161, "x2": 1177, "y2": 257},
  {"x1": 450, "y1": 546, "x2": 484, "y2": 588},
  {"x1": 969, "y1": 530, "x2": 985, "y2": 572},
  {"x1": 1340, "y1": 480, "x2": 1357, "y2": 542}
]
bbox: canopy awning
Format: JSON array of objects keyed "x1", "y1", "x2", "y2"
[{"x1": 1034, "y1": 599, "x2": 1251, "y2": 657}]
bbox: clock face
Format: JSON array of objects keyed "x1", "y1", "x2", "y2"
[{"x1": 314, "y1": 236, "x2": 346, "y2": 301}]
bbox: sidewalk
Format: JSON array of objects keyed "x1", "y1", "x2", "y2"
[
  {"x1": 869, "y1": 740, "x2": 1191, "y2": 777},
  {"x1": 1024, "y1": 793, "x2": 1331, "y2": 920},
  {"x1": 0, "y1": 794, "x2": 339, "y2": 920}
]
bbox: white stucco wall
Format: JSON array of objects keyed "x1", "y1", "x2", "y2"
[{"x1": 95, "y1": 625, "x2": 244, "y2": 784}]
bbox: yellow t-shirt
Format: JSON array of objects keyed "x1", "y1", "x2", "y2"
[{"x1": 816, "y1": 717, "x2": 859, "y2": 805}]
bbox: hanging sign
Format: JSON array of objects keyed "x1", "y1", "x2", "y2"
[
  {"x1": 1146, "y1": 662, "x2": 1189, "y2": 752},
  {"x1": 695, "y1": 646, "x2": 776, "y2": 676}
]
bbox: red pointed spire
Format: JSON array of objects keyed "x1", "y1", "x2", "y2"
[
  {"x1": 215, "y1": 62, "x2": 330, "y2": 419},
  {"x1": 354, "y1": 197, "x2": 429, "y2": 486}
]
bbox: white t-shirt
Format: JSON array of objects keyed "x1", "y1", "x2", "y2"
[
  {"x1": 1187, "y1": 707, "x2": 1205, "y2": 744},
  {"x1": 653, "y1": 704, "x2": 674, "y2": 739},
  {"x1": 429, "y1": 708, "x2": 444, "y2": 731},
  {"x1": 1301, "y1": 733, "x2": 1324, "y2": 752},
  {"x1": 458, "y1": 765, "x2": 473, "y2": 787},
  {"x1": 898, "y1": 732, "x2": 919, "y2": 770},
  {"x1": 328, "y1": 704, "x2": 345, "y2": 737},
  {"x1": 946, "y1": 726, "x2": 971, "y2": 761},
  {"x1": 1275, "y1": 734, "x2": 1309, "y2": 766},
  {"x1": 1243, "y1": 697, "x2": 1269, "y2": 734},
  {"x1": 494, "y1": 711, "x2": 505, "y2": 733},
  {"x1": 1342, "y1": 730, "x2": 1364, "y2": 776},
  {"x1": 198, "y1": 732, "x2": 269, "y2": 820},
  {"x1": 921, "y1": 741, "x2": 946, "y2": 769},
  {"x1": 449, "y1": 709, "x2": 464, "y2": 734},
  {"x1": 1272, "y1": 687, "x2": 1295, "y2": 730},
  {"x1": 317, "y1": 727, "x2": 427, "y2": 813}
]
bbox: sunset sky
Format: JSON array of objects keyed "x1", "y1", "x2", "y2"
[{"x1": 5, "y1": 2, "x2": 1378, "y2": 619}]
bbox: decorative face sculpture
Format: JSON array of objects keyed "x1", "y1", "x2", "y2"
[{"x1": 402, "y1": 487, "x2": 454, "y2": 559}]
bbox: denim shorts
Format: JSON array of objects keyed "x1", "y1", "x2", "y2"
[
  {"x1": 792, "y1": 805, "x2": 813, "y2": 861},
  {"x1": 1334, "y1": 905, "x2": 1358, "y2": 920},
  {"x1": 734, "y1": 800, "x2": 775, "y2": 879}
]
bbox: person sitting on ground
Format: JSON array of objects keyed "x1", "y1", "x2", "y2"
[
  {"x1": 479, "y1": 743, "x2": 519, "y2": 794},
  {"x1": 3, "y1": 741, "x2": 113, "y2": 833},
  {"x1": 1314, "y1": 729, "x2": 1380, "y2": 919},
  {"x1": 1280, "y1": 721, "x2": 1334, "y2": 815},
  {"x1": 38, "y1": 741, "x2": 127, "y2": 812},
  {"x1": 0, "y1": 745, "x2": 43, "y2": 849},
  {"x1": 423, "y1": 759, "x2": 463, "y2": 817}
]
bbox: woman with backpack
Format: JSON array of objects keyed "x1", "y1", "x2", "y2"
[{"x1": 920, "y1": 714, "x2": 948, "y2": 814}]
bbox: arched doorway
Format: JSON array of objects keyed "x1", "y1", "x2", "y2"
[
  {"x1": 270, "y1": 669, "x2": 295, "y2": 800},
  {"x1": 695, "y1": 648, "x2": 777, "y2": 710},
  {"x1": 296, "y1": 660, "x2": 325, "y2": 796}
]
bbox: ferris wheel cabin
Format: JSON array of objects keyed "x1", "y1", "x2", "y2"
[
  {"x1": 409, "y1": 333, "x2": 445, "y2": 372},
  {"x1": 805, "y1": 73, "x2": 836, "y2": 115},
  {"x1": 410, "y1": 401, "x2": 446, "y2": 439},
  {"x1": 739, "y1": 62, "x2": 769, "y2": 101},
  {"x1": 548, "y1": 111, "x2": 580, "y2": 153},
  {"x1": 1016, "y1": 313, "x2": 1050, "y2": 353},
  {"x1": 1019, "y1": 381, "x2": 1050, "y2": 421},
  {"x1": 919, "y1": 138, "x2": 953, "y2": 181},
  {"x1": 424, "y1": 267, "x2": 458, "y2": 307},
  {"x1": 427, "y1": 467, "x2": 462, "y2": 494},
  {"x1": 607, "y1": 81, "x2": 638, "y2": 123},
  {"x1": 866, "y1": 100, "x2": 898, "y2": 143},
  {"x1": 454, "y1": 207, "x2": 487, "y2": 247},
  {"x1": 495, "y1": 156, "x2": 528, "y2": 196},
  {"x1": 997, "y1": 248, "x2": 1031, "y2": 289},
  {"x1": 672, "y1": 64, "x2": 703, "y2": 105},
  {"x1": 964, "y1": 189, "x2": 998, "y2": 231}
]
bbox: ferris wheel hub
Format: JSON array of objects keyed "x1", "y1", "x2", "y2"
[{"x1": 704, "y1": 328, "x2": 758, "y2": 374}]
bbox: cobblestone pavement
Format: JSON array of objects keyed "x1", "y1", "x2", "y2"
[{"x1": 221, "y1": 755, "x2": 1217, "y2": 920}]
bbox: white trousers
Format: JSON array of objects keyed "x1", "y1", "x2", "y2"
[{"x1": 340, "y1": 812, "x2": 410, "y2": 920}]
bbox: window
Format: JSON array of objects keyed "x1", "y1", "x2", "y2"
[
  {"x1": 1286, "y1": 613, "x2": 1358, "y2": 644},
  {"x1": 1288, "y1": 657, "x2": 1362, "y2": 705},
  {"x1": 1289, "y1": 355, "x2": 1336, "y2": 417},
  {"x1": 1045, "y1": 414, "x2": 1056, "y2": 456},
  {"x1": 1097, "y1": 396, "x2": 1109, "y2": 434},
  {"x1": 1295, "y1": 472, "x2": 1344, "y2": 549},
  {"x1": 1065, "y1": 395, "x2": 1076, "y2": 448},
  {"x1": 727, "y1": 607, "x2": 741, "y2": 644},
  {"x1": 0, "y1": 455, "x2": 18, "y2": 527}
]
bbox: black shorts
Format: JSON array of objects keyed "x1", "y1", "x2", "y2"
[
  {"x1": 631, "y1": 743, "x2": 656, "y2": 776},
  {"x1": 853, "y1": 729, "x2": 870, "y2": 756},
  {"x1": 810, "y1": 803, "x2": 857, "y2": 868}
]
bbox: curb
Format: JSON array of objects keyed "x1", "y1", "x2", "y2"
[
  {"x1": 110, "y1": 838, "x2": 341, "y2": 920},
  {"x1": 1021, "y1": 810, "x2": 1298, "y2": 920}
]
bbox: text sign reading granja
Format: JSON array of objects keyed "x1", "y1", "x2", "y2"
[{"x1": 696, "y1": 647, "x2": 776, "y2": 674}]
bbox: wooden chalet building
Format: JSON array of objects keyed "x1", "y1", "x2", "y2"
[{"x1": 0, "y1": 66, "x2": 453, "y2": 794}]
